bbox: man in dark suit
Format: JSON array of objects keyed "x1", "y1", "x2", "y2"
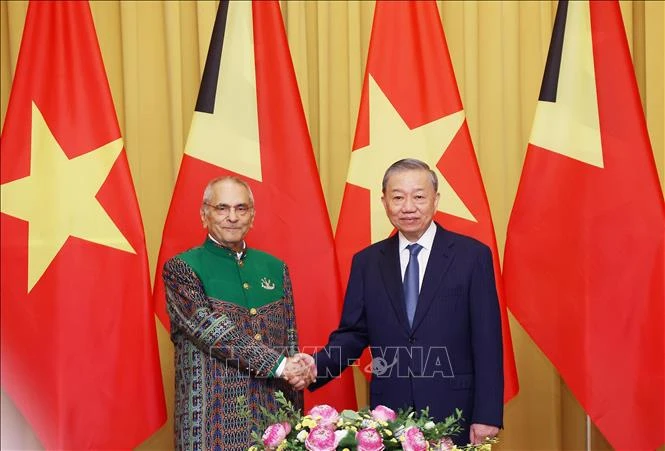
[{"x1": 310, "y1": 158, "x2": 503, "y2": 445}]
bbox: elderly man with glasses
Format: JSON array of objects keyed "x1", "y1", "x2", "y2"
[{"x1": 162, "y1": 175, "x2": 314, "y2": 451}]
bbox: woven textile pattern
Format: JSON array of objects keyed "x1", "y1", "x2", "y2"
[{"x1": 164, "y1": 257, "x2": 303, "y2": 451}]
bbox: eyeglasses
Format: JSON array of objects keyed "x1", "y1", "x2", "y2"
[{"x1": 203, "y1": 202, "x2": 253, "y2": 217}]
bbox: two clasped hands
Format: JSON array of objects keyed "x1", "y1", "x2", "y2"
[{"x1": 282, "y1": 353, "x2": 316, "y2": 390}]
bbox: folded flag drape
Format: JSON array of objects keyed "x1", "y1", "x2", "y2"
[
  {"x1": 504, "y1": 1, "x2": 664, "y2": 448},
  {"x1": 0, "y1": 1, "x2": 166, "y2": 448}
]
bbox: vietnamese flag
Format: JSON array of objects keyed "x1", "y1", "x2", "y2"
[
  {"x1": 503, "y1": 1, "x2": 664, "y2": 449},
  {"x1": 0, "y1": 1, "x2": 166, "y2": 449},
  {"x1": 152, "y1": 1, "x2": 357, "y2": 411},
  {"x1": 334, "y1": 0, "x2": 519, "y2": 402}
]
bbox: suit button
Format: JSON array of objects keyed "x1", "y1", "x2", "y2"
[
  {"x1": 254, "y1": 333, "x2": 262, "y2": 341},
  {"x1": 243, "y1": 282, "x2": 250, "y2": 289},
  {"x1": 249, "y1": 308, "x2": 257, "y2": 316},
  {"x1": 409, "y1": 337, "x2": 416, "y2": 344}
]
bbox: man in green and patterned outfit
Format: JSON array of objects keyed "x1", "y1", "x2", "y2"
[{"x1": 163, "y1": 176, "x2": 315, "y2": 451}]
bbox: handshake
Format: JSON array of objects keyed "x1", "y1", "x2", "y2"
[{"x1": 281, "y1": 353, "x2": 317, "y2": 391}]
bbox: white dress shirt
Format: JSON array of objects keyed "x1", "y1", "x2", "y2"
[{"x1": 398, "y1": 221, "x2": 437, "y2": 292}]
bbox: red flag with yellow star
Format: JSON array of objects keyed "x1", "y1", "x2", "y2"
[
  {"x1": 335, "y1": 0, "x2": 518, "y2": 402},
  {"x1": 504, "y1": 1, "x2": 664, "y2": 448},
  {"x1": 152, "y1": 1, "x2": 357, "y2": 411},
  {"x1": 0, "y1": 1, "x2": 166, "y2": 449}
]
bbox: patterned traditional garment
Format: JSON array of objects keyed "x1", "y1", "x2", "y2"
[{"x1": 163, "y1": 238, "x2": 303, "y2": 451}]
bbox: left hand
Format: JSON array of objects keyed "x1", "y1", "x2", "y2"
[
  {"x1": 282, "y1": 354, "x2": 316, "y2": 390},
  {"x1": 469, "y1": 423, "x2": 499, "y2": 445}
]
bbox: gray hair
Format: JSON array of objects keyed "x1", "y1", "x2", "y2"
[
  {"x1": 201, "y1": 176, "x2": 255, "y2": 211},
  {"x1": 382, "y1": 159, "x2": 438, "y2": 193}
]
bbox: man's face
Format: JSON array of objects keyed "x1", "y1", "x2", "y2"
[
  {"x1": 381, "y1": 169, "x2": 439, "y2": 242},
  {"x1": 200, "y1": 180, "x2": 254, "y2": 251}
]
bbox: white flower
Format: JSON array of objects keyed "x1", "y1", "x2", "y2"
[
  {"x1": 424, "y1": 421, "x2": 435, "y2": 430},
  {"x1": 296, "y1": 430, "x2": 308, "y2": 442},
  {"x1": 334, "y1": 429, "x2": 349, "y2": 445}
]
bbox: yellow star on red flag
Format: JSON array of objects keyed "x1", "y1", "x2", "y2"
[
  {"x1": 0, "y1": 102, "x2": 134, "y2": 292},
  {"x1": 347, "y1": 75, "x2": 475, "y2": 242}
]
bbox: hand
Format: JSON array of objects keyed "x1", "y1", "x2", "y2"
[
  {"x1": 282, "y1": 355, "x2": 314, "y2": 390},
  {"x1": 469, "y1": 423, "x2": 499, "y2": 445},
  {"x1": 282, "y1": 354, "x2": 316, "y2": 390},
  {"x1": 294, "y1": 353, "x2": 316, "y2": 383}
]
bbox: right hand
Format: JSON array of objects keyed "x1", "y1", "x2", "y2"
[{"x1": 282, "y1": 354, "x2": 316, "y2": 390}]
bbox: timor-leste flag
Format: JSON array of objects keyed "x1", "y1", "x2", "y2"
[
  {"x1": 503, "y1": 1, "x2": 664, "y2": 449},
  {"x1": 152, "y1": 1, "x2": 357, "y2": 411},
  {"x1": 334, "y1": 0, "x2": 519, "y2": 402},
  {"x1": 0, "y1": 2, "x2": 166, "y2": 449}
]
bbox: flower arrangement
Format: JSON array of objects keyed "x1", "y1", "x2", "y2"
[{"x1": 246, "y1": 392, "x2": 498, "y2": 451}]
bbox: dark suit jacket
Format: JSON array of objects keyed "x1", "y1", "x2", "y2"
[{"x1": 311, "y1": 223, "x2": 503, "y2": 442}]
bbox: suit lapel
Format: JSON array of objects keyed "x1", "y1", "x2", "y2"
[
  {"x1": 411, "y1": 225, "x2": 455, "y2": 332},
  {"x1": 379, "y1": 235, "x2": 411, "y2": 334}
]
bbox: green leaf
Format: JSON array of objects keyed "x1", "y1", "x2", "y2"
[
  {"x1": 337, "y1": 433, "x2": 357, "y2": 448},
  {"x1": 340, "y1": 409, "x2": 362, "y2": 421}
]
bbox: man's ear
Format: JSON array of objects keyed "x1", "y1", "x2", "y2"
[{"x1": 200, "y1": 208, "x2": 208, "y2": 228}]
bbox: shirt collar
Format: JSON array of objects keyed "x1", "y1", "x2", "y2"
[
  {"x1": 398, "y1": 221, "x2": 436, "y2": 252},
  {"x1": 207, "y1": 234, "x2": 246, "y2": 260}
]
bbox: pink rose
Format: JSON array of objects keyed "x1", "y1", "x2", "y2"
[
  {"x1": 307, "y1": 404, "x2": 340, "y2": 426},
  {"x1": 371, "y1": 405, "x2": 397, "y2": 422},
  {"x1": 433, "y1": 437, "x2": 455, "y2": 451},
  {"x1": 401, "y1": 426, "x2": 428, "y2": 451},
  {"x1": 262, "y1": 422, "x2": 291, "y2": 449},
  {"x1": 305, "y1": 425, "x2": 337, "y2": 451},
  {"x1": 356, "y1": 428, "x2": 385, "y2": 451}
]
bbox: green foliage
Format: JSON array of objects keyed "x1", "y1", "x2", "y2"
[{"x1": 247, "y1": 391, "x2": 498, "y2": 451}]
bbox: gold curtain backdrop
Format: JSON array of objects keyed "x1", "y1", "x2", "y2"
[{"x1": 1, "y1": 1, "x2": 663, "y2": 449}]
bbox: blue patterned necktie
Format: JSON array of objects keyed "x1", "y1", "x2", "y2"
[{"x1": 404, "y1": 243, "x2": 423, "y2": 327}]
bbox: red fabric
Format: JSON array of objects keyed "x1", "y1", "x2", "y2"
[
  {"x1": 0, "y1": 2, "x2": 166, "y2": 448},
  {"x1": 503, "y1": 2, "x2": 664, "y2": 449},
  {"x1": 335, "y1": 0, "x2": 519, "y2": 403},
  {"x1": 152, "y1": 1, "x2": 357, "y2": 411}
]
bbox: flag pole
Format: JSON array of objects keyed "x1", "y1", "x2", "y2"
[{"x1": 586, "y1": 414, "x2": 591, "y2": 451}]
